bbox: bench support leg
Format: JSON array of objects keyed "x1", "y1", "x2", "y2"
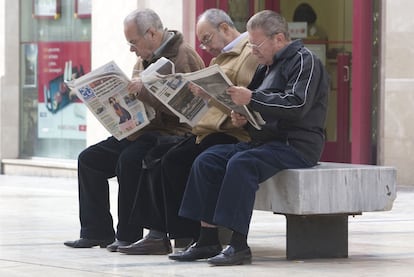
[{"x1": 285, "y1": 214, "x2": 348, "y2": 260}]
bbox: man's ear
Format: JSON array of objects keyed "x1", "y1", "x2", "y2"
[
  {"x1": 218, "y1": 22, "x2": 230, "y2": 33},
  {"x1": 145, "y1": 27, "x2": 156, "y2": 40},
  {"x1": 273, "y1": 32, "x2": 288, "y2": 46},
  {"x1": 274, "y1": 32, "x2": 285, "y2": 42}
]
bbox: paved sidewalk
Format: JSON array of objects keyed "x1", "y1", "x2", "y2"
[{"x1": 0, "y1": 174, "x2": 413, "y2": 276}]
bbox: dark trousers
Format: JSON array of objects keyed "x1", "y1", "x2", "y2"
[
  {"x1": 179, "y1": 141, "x2": 313, "y2": 235},
  {"x1": 78, "y1": 132, "x2": 162, "y2": 242},
  {"x1": 130, "y1": 133, "x2": 238, "y2": 239},
  {"x1": 129, "y1": 136, "x2": 185, "y2": 234}
]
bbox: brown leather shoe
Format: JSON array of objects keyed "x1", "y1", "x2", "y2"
[{"x1": 117, "y1": 236, "x2": 172, "y2": 255}]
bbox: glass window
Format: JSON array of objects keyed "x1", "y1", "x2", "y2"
[{"x1": 20, "y1": 0, "x2": 91, "y2": 159}]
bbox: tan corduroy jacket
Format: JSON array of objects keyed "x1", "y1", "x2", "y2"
[{"x1": 192, "y1": 35, "x2": 259, "y2": 143}]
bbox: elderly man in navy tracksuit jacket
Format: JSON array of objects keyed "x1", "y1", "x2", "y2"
[{"x1": 169, "y1": 10, "x2": 329, "y2": 266}]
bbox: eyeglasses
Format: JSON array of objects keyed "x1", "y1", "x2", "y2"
[
  {"x1": 247, "y1": 38, "x2": 268, "y2": 50},
  {"x1": 199, "y1": 33, "x2": 214, "y2": 50},
  {"x1": 127, "y1": 40, "x2": 139, "y2": 49}
]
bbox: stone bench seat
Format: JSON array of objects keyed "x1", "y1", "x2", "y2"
[{"x1": 254, "y1": 162, "x2": 397, "y2": 260}]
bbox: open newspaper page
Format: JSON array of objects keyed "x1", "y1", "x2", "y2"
[
  {"x1": 140, "y1": 58, "x2": 263, "y2": 130},
  {"x1": 140, "y1": 57, "x2": 209, "y2": 127},
  {"x1": 182, "y1": 64, "x2": 263, "y2": 130},
  {"x1": 66, "y1": 61, "x2": 150, "y2": 140}
]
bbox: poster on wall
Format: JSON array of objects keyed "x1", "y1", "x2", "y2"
[{"x1": 37, "y1": 41, "x2": 90, "y2": 139}]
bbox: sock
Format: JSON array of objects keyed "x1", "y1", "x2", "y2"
[
  {"x1": 230, "y1": 231, "x2": 248, "y2": 251},
  {"x1": 195, "y1": 226, "x2": 219, "y2": 247},
  {"x1": 147, "y1": 229, "x2": 167, "y2": 239}
]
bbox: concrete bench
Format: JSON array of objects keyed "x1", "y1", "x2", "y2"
[{"x1": 254, "y1": 162, "x2": 397, "y2": 260}]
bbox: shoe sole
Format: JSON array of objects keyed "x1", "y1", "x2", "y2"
[
  {"x1": 118, "y1": 249, "x2": 172, "y2": 255},
  {"x1": 64, "y1": 242, "x2": 113, "y2": 248},
  {"x1": 168, "y1": 251, "x2": 221, "y2": 261},
  {"x1": 208, "y1": 256, "x2": 252, "y2": 266}
]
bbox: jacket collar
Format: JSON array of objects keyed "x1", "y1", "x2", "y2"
[
  {"x1": 222, "y1": 32, "x2": 248, "y2": 53},
  {"x1": 143, "y1": 30, "x2": 183, "y2": 68},
  {"x1": 272, "y1": 39, "x2": 303, "y2": 64},
  {"x1": 153, "y1": 29, "x2": 175, "y2": 58}
]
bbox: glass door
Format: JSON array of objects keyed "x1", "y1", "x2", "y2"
[
  {"x1": 19, "y1": 0, "x2": 91, "y2": 159},
  {"x1": 195, "y1": 0, "x2": 376, "y2": 164},
  {"x1": 279, "y1": 0, "x2": 354, "y2": 162}
]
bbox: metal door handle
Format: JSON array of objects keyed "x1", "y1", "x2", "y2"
[{"x1": 344, "y1": 65, "x2": 350, "y2": 82}]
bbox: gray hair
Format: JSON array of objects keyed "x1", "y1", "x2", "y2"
[
  {"x1": 197, "y1": 8, "x2": 235, "y2": 29},
  {"x1": 247, "y1": 10, "x2": 290, "y2": 40},
  {"x1": 124, "y1": 8, "x2": 164, "y2": 35}
]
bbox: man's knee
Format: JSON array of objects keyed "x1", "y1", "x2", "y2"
[
  {"x1": 78, "y1": 146, "x2": 96, "y2": 166},
  {"x1": 118, "y1": 149, "x2": 143, "y2": 168}
]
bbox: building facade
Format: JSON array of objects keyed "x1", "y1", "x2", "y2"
[{"x1": 0, "y1": 0, "x2": 413, "y2": 185}]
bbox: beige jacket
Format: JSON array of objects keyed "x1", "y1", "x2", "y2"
[{"x1": 192, "y1": 35, "x2": 259, "y2": 143}]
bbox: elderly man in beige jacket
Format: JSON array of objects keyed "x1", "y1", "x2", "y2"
[{"x1": 118, "y1": 8, "x2": 259, "y2": 255}]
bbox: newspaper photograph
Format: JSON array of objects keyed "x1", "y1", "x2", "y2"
[
  {"x1": 66, "y1": 61, "x2": 150, "y2": 140},
  {"x1": 184, "y1": 64, "x2": 263, "y2": 130},
  {"x1": 140, "y1": 57, "x2": 209, "y2": 127}
]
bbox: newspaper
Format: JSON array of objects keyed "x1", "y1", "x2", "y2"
[
  {"x1": 141, "y1": 57, "x2": 263, "y2": 130},
  {"x1": 67, "y1": 58, "x2": 263, "y2": 141},
  {"x1": 139, "y1": 57, "x2": 209, "y2": 127},
  {"x1": 66, "y1": 61, "x2": 151, "y2": 140}
]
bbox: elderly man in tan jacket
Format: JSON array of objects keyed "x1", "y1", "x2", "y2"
[{"x1": 118, "y1": 8, "x2": 259, "y2": 255}]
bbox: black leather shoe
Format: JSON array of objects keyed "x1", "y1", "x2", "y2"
[
  {"x1": 64, "y1": 238, "x2": 114, "y2": 248},
  {"x1": 207, "y1": 245, "x2": 252, "y2": 266},
  {"x1": 106, "y1": 239, "x2": 131, "y2": 252},
  {"x1": 168, "y1": 243, "x2": 222, "y2": 261},
  {"x1": 117, "y1": 236, "x2": 172, "y2": 255}
]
